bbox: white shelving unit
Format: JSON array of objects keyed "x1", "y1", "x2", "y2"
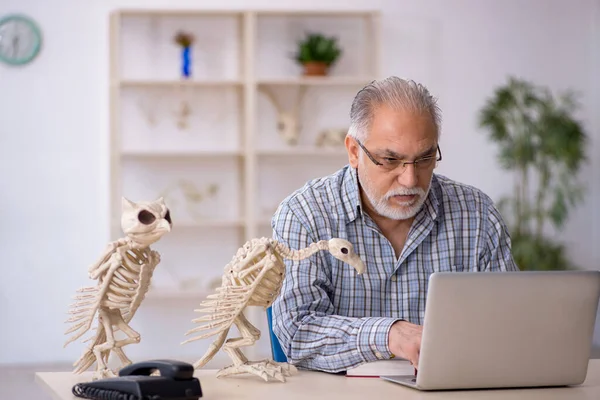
[{"x1": 108, "y1": 9, "x2": 381, "y2": 300}]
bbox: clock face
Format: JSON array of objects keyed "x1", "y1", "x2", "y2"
[{"x1": 0, "y1": 14, "x2": 42, "y2": 66}]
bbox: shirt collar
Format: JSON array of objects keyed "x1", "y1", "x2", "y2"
[
  {"x1": 423, "y1": 174, "x2": 440, "y2": 222},
  {"x1": 341, "y1": 166, "x2": 362, "y2": 223},
  {"x1": 341, "y1": 166, "x2": 441, "y2": 224}
]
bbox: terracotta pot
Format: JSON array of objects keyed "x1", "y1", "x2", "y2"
[{"x1": 303, "y1": 61, "x2": 328, "y2": 76}]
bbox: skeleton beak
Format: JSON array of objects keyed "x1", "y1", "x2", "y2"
[
  {"x1": 352, "y1": 255, "x2": 366, "y2": 275},
  {"x1": 157, "y1": 219, "x2": 171, "y2": 232}
]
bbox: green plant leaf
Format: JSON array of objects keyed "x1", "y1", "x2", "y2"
[
  {"x1": 478, "y1": 75, "x2": 588, "y2": 267},
  {"x1": 293, "y1": 32, "x2": 342, "y2": 66},
  {"x1": 511, "y1": 232, "x2": 574, "y2": 271}
]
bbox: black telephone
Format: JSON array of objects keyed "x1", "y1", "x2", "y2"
[{"x1": 72, "y1": 359, "x2": 203, "y2": 400}]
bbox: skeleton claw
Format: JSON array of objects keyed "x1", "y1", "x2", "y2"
[
  {"x1": 93, "y1": 367, "x2": 117, "y2": 380},
  {"x1": 216, "y1": 360, "x2": 296, "y2": 382}
]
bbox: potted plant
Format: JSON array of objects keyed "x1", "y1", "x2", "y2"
[
  {"x1": 478, "y1": 76, "x2": 588, "y2": 271},
  {"x1": 293, "y1": 32, "x2": 342, "y2": 76}
]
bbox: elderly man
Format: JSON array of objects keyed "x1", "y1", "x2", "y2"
[{"x1": 270, "y1": 76, "x2": 519, "y2": 373}]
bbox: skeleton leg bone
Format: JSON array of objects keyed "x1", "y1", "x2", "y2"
[
  {"x1": 217, "y1": 314, "x2": 296, "y2": 382},
  {"x1": 237, "y1": 312, "x2": 261, "y2": 340},
  {"x1": 110, "y1": 309, "x2": 141, "y2": 369},
  {"x1": 92, "y1": 308, "x2": 119, "y2": 379},
  {"x1": 192, "y1": 329, "x2": 230, "y2": 369}
]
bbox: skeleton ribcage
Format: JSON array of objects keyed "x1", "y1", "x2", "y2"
[
  {"x1": 102, "y1": 248, "x2": 151, "y2": 318},
  {"x1": 239, "y1": 252, "x2": 285, "y2": 308}
]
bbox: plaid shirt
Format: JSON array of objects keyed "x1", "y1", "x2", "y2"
[{"x1": 270, "y1": 165, "x2": 519, "y2": 373}]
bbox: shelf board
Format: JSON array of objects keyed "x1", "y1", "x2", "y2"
[
  {"x1": 114, "y1": 9, "x2": 378, "y2": 18},
  {"x1": 257, "y1": 77, "x2": 374, "y2": 86},
  {"x1": 118, "y1": 78, "x2": 372, "y2": 88},
  {"x1": 256, "y1": 10, "x2": 378, "y2": 17},
  {"x1": 111, "y1": 219, "x2": 243, "y2": 230},
  {"x1": 116, "y1": 9, "x2": 244, "y2": 17},
  {"x1": 118, "y1": 79, "x2": 243, "y2": 88},
  {"x1": 121, "y1": 148, "x2": 346, "y2": 157},
  {"x1": 173, "y1": 220, "x2": 244, "y2": 228},
  {"x1": 256, "y1": 147, "x2": 348, "y2": 156},
  {"x1": 121, "y1": 150, "x2": 243, "y2": 158}
]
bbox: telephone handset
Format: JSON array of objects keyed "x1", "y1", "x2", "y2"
[
  {"x1": 72, "y1": 359, "x2": 203, "y2": 400},
  {"x1": 119, "y1": 360, "x2": 195, "y2": 380}
]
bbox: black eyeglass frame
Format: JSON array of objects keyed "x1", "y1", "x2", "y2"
[{"x1": 355, "y1": 139, "x2": 442, "y2": 170}]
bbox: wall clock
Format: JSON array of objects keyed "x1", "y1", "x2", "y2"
[{"x1": 0, "y1": 14, "x2": 42, "y2": 66}]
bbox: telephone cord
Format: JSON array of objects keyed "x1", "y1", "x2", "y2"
[{"x1": 72, "y1": 383, "x2": 161, "y2": 400}]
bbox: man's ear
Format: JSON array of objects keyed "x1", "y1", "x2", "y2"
[{"x1": 345, "y1": 135, "x2": 359, "y2": 168}]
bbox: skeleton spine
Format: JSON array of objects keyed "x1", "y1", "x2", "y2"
[{"x1": 272, "y1": 239, "x2": 328, "y2": 260}]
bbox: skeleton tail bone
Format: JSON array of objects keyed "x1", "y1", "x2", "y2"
[
  {"x1": 65, "y1": 252, "x2": 124, "y2": 348},
  {"x1": 181, "y1": 288, "x2": 250, "y2": 367},
  {"x1": 181, "y1": 300, "x2": 240, "y2": 343},
  {"x1": 191, "y1": 328, "x2": 230, "y2": 369},
  {"x1": 63, "y1": 286, "x2": 101, "y2": 347},
  {"x1": 65, "y1": 253, "x2": 125, "y2": 374},
  {"x1": 72, "y1": 324, "x2": 110, "y2": 374}
]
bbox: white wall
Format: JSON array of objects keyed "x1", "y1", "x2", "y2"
[{"x1": 0, "y1": 0, "x2": 598, "y2": 365}]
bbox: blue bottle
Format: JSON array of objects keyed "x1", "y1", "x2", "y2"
[{"x1": 181, "y1": 46, "x2": 191, "y2": 79}]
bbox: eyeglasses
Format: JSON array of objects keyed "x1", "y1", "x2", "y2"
[{"x1": 355, "y1": 139, "x2": 442, "y2": 173}]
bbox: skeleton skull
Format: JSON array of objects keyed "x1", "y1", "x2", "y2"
[
  {"x1": 276, "y1": 112, "x2": 300, "y2": 145},
  {"x1": 121, "y1": 197, "x2": 172, "y2": 247},
  {"x1": 327, "y1": 238, "x2": 365, "y2": 274}
]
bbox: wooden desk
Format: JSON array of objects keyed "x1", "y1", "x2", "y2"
[{"x1": 36, "y1": 360, "x2": 600, "y2": 400}]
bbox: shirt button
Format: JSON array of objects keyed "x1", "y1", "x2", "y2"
[
  {"x1": 391, "y1": 275, "x2": 397, "y2": 282},
  {"x1": 375, "y1": 351, "x2": 384, "y2": 359}
]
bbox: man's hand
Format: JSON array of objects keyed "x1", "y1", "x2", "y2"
[{"x1": 388, "y1": 320, "x2": 423, "y2": 369}]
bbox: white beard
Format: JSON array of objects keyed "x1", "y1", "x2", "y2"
[{"x1": 358, "y1": 168, "x2": 432, "y2": 220}]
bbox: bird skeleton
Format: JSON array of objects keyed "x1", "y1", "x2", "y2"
[
  {"x1": 64, "y1": 197, "x2": 172, "y2": 380},
  {"x1": 315, "y1": 128, "x2": 348, "y2": 147},
  {"x1": 260, "y1": 86, "x2": 307, "y2": 146},
  {"x1": 181, "y1": 236, "x2": 365, "y2": 382}
]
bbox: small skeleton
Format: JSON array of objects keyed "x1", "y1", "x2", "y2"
[
  {"x1": 158, "y1": 180, "x2": 218, "y2": 223},
  {"x1": 181, "y1": 237, "x2": 365, "y2": 382},
  {"x1": 64, "y1": 197, "x2": 172, "y2": 380},
  {"x1": 173, "y1": 100, "x2": 192, "y2": 130},
  {"x1": 315, "y1": 128, "x2": 348, "y2": 147},
  {"x1": 261, "y1": 86, "x2": 307, "y2": 146},
  {"x1": 137, "y1": 96, "x2": 159, "y2": 127}
]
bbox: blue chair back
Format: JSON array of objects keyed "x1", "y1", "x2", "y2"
[{"x1": 266, "y1": 306, "x2": 288, "y2": 362}]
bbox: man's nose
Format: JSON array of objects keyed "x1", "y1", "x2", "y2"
[{"x1": 397, "y1": 163, "x2": 418, "y2": 188}]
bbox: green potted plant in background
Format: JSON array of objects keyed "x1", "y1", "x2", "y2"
[
  {"x1": 293, "y1": 32, "x2": 342, "y2": 76},
  {"x1": 478, "y1": 76, "x2": 588, "y2": 271}
]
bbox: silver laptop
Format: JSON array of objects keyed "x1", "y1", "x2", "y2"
[{"x1": 381, "y1": 270, "x2": 600, "y2": 391}]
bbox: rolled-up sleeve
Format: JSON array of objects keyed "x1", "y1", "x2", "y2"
[{"x1": 270, "y1": 202, "x2": 398, "y2": 373}]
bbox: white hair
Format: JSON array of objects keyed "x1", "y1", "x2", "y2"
[{"x1": 347, "y1": 76, "x2": 442, "y2": 141}]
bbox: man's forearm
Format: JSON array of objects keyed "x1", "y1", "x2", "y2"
[{"x1": 273, "y1": 306, "x2": 399, "y2": 372}]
